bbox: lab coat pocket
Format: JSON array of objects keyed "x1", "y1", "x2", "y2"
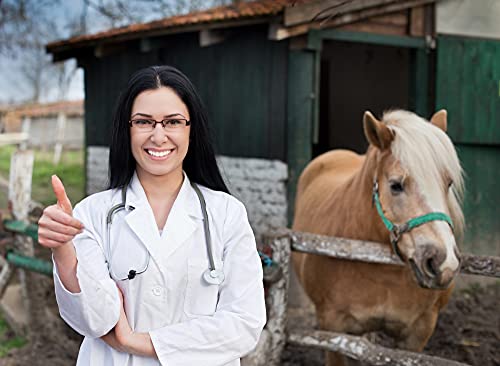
[{"x1": 184, "y1": 258, "x2": 222, "y2": 317}]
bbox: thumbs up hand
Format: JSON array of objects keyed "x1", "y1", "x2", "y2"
[{"x1": 38, "y1": 175, "x2": 84, "y2": 249}]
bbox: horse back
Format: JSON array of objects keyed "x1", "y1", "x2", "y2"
[{"x1": 293, "y1": 149, "x2": 364, "y2": 233}]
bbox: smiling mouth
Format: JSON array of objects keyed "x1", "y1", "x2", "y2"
[{"x1": 145, "y1": 148, "x2": 174, "y2": 158}]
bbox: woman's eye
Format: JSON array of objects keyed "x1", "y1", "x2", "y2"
[
  {"x1": 390, "y1": 181, "x2": 404, "y2": 194},
  {"x1": 167, "y1": 119, "x2": 181, "y2": 125},
  {"x1": 135, "y1": 119, "x2": 152, "y2": 125}
]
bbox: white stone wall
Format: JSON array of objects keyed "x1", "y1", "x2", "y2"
[
  {"x1": 86, "y1": 146, "x2": 110, "y2": 194},
  {"x1": 217, "y1": 156, "x2": 288, "y2": 243},
  {"x1": 86, "y1": 146, "x2": 288, "y2": 241}
]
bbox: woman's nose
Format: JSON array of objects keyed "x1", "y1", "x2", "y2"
[{"x1": 150, "y1": 125, "x2": 168, "y2": 143}]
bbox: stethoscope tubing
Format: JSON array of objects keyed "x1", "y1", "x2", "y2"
[{"x1": 105, "y1": 181, "x2": 224, "y2": 285}]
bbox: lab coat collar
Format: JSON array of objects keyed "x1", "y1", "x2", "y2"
[
  {"x1": 124, "y1": 171, "x2": 203, "y2": 220},
  {"x1": 122, "y1": 171, "x2": 202, "y2": 264}
]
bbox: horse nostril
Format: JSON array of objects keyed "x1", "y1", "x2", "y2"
[{"x1": 423, "y1": 257, "x2": 437, "y2": 278}]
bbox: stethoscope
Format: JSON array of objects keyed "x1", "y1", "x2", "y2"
[{"x1": 105, "y1": 182, "x2": 225, "y2": 286}]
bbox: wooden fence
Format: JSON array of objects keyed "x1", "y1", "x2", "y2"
[{"x1": 247, "y1": 228, "x2": 500, "y2": 366}]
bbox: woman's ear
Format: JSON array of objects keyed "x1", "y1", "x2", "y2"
[
  {"x1": 430, "y1": 109, "x2": 447, "y2": 132},
  {"x1": 363, "y1": 111, "x2": 394, "y2": 150}
]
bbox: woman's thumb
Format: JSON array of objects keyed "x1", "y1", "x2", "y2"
[{"x1": 51, "y1": 175, "x2": 73, "y2": 214}]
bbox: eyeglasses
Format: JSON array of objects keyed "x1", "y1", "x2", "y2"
[{"x1": 129, "y1": 118, "x2": 191, "y2": 132}]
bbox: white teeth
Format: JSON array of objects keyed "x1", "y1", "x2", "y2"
[{"x1": 146, "y1": 149, "x2": 172, "y2": 157}]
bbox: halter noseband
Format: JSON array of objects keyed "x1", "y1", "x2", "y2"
[{"x1": 372, "y1": 180, "x2": 454, "y2": 261}]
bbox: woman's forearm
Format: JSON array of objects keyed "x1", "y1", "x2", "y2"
[
  {"x1": 125, "y1": 332, "x2": 158, "y2": 358},
  {"x1": 52, "y1": 242, "x2": 81, "y2": 293}
]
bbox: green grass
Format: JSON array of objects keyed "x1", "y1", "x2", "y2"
[
  {"x1": 0, "y1": 315, "x2": 27, "y2": 357},
  {"x1": 0, "y1": 146, "x2": 85, "y2": 208}
]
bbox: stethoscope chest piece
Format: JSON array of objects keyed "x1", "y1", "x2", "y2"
[{"x1": 203, "y1": 268, "x2": 225, "y2": 285}]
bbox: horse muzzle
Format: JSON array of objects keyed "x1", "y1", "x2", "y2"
[{"x1": 408, "y1": 244, "x2": 461, "y2": 289}]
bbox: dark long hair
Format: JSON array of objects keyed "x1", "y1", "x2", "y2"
[{"x1": 108, "y1": 65, "x2": 229, "y2": 194}]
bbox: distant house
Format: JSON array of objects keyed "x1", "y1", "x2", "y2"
[
  {"x1": 1, "y1": 100, "x2": 84, "y2": 149},
  {"x1": 46, "y1": 0, "x2": 500, "y2": 254}
]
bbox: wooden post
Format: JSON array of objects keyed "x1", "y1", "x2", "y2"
[
  {"x1": 20, "y1": 117, "x2": 31, "y2": 150},
  {"x1": 265, "y1": 230, "x2": 292, "y2": 365},
  {"x1": 5, "y1": 150, "x2": 35, "y2": 334},
  {"x1": 53, "y1": 112, "x2": 66, "y2": 165}
]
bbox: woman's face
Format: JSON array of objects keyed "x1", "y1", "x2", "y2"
[{"x1": 130, "y1": 87, "x2": 190, "y2": 181}]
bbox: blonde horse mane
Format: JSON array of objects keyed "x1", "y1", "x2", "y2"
[{"x1": 382, "y1": 110, "x2": 465, "y2": 241}]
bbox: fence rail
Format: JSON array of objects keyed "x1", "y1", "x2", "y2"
[
  {"x1": 261, "y1": 228, "x2": 500, "y2": 366},
  {"x1": 284, "y1": 228, "x2": 500, "y2": 278}
]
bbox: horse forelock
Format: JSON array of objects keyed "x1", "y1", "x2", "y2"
[{"x1": 381, "y1": 110, "x2": 465, "y2": 241}]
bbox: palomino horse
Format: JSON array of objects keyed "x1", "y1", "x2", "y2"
[{"x1": 292, "y1": 110, "x2": 464, "y2": 366}]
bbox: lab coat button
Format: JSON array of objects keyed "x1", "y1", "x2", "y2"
[{"x1": 152, "y1": 286, "x2": 163, "y2": 296}]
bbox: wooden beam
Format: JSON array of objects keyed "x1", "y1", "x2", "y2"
[
  {"x1": 285, "y1": 0, "x2": 402, "y2": 27},
  {"x1": 0, "y1": 133, "x2": 29, "y2": 147},
  {"x1": 288, "y1": 330, "x2": 471, "y2": 366},
  {"x1": 277, "y1": 0, "x2": 437, "y2": 41},
  {"x1": 199, "y1": 29, "x2": 230, "y2": 47},
  {"x1": 410, "y1": 6, "x2": 425, "y2": 36},
  {"x1": 265, "y1": 229, "x2": 500, "y2": 278},
  {"x1": 310, "y1": 29, "x2": 426, "y2": 49}
]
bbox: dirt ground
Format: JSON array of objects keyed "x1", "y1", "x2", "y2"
[
  {"x1": 0, "y1": 279, "x2": 499, "y2": 365},
  {"x1": 282, "y1": 281, "x2": 500, "y2": 366}
]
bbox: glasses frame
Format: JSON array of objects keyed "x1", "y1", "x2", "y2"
[{"x1": 129, "y1": 117, "x2": 191, "y2": 131}]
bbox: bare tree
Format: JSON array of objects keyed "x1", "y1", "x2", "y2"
[{"x1": 1, "y1": 0, "x2": 248, "y2": 104}]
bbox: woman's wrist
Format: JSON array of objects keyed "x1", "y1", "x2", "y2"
[
  {"x1": 123, "y1": 332, "x2": 157, "y2": 358},
  {"x1": 52, "y1": 241, "x2": 80, "y2": 293}
]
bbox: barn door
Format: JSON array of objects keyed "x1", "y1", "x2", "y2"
[{"x1": 436, "y1": 35, "x2": 500, "y2": 255}]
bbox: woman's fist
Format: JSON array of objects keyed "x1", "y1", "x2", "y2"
[{"x1": 38, "y1": 175, "x2": 84, "y2": 249}]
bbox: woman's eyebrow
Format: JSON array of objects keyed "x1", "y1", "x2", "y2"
[{"x1": 130, "y1": 112, "x2": 186, "y2": 119}]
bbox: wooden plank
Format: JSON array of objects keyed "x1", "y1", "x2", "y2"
[
  {"x1": 311, "y1": 29, "x2": 426, "y2": 48},
  {"x1": 454, "y1": 145, "x2": 500, "y2": 257},
  {"x1": 288, "y1": 330, "x2": 471, "y2": 366},
  {"x1": 280, "y1": 0, "x2": 437, "y2": 41},
  {"x1": 338, "y1": 19, "x2": 407, "y2": 36},
  {"x1": 286, "y1": 50, "x2": 314, "y2": 223},
  {"x1": 410, "y1": 6, "x2": 425, "y2": 36},
  {"x1": 409, "y1": 48, "x2": 430, "y2": 117},
  {"x1": 436, "y1": 35, "x2": 500, "y2": 144},
  {"x1": 269, "y1": 229, "x2": 500, "y2": 278},
  {"x1": 285, "y1": 0, "x2": 402, "y2": 27},
  {"x1": 261, "y1": 234, "x2": 292, "y2": 366},
  {"x1": 0, "y1": 133, "x2": 29, "y2": 146}
]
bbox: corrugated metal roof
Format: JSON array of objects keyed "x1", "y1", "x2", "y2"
[{"x1": 47, "y1": 0, "x2": 305, "y2": 52}]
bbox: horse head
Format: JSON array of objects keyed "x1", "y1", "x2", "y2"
[{"x1": 363, "y1": 109, "x2": 464, "y2": 289}]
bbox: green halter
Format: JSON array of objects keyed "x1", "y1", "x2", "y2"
[{"x1": 372, "y1": 180, "x2": 454, "y2": 261}]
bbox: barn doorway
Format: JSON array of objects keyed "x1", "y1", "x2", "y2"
[{"x1": 314, "y1": 40, "x2": 411, "y2": 156}]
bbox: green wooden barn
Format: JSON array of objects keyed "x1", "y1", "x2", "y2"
[{"x1": 47, "y1": 0, "x2": 500, "y2": 256}]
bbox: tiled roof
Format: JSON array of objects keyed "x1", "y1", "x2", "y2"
[{"x1": 47, "y1": 0, "x2": 306, "y2": 51}]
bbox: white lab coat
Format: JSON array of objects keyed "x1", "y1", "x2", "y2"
[{"x1": 53, "y1": 172, "x2": 266, "y2": 366}]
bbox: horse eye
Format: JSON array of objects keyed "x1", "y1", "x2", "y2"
[
  {"x1": 389, "y1": 181, "x2": 404, "y2": 194},
  {"x1": 448, "y1": 180, "x2": 453, "y2": 189}
]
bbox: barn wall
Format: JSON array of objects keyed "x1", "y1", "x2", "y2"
[
  {"x1": 83, "y1": 25, "x2": 289, "y2": 237},
  {"x1": 84, "y1": 25, "x2": 288, "y2": 160},
  {"x1": 436, "y1": 35, "x2": 500, "y2": 256}
]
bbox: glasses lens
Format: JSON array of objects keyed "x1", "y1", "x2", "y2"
[
  {"x1": 132, "y1": 119, "x2": 154, "y2": 130},
  {"x1": 163, "y1": 119, "x2": 186, "y2": 130}
]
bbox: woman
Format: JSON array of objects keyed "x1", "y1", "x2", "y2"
[{"x1": 37, "y1": 65, "x2": 266, "y2": 365}]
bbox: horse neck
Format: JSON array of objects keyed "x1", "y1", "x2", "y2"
[{"x1": 336, "y1": 148, "x2": 389, "y2": 244}]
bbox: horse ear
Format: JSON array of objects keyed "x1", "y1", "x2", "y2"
[
  {"x1": 430, "y1": 109, "x2": 447, "y2": 132},
  {"x1": 363, "y1": 111, "x2": 394, "y2": 150}
]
